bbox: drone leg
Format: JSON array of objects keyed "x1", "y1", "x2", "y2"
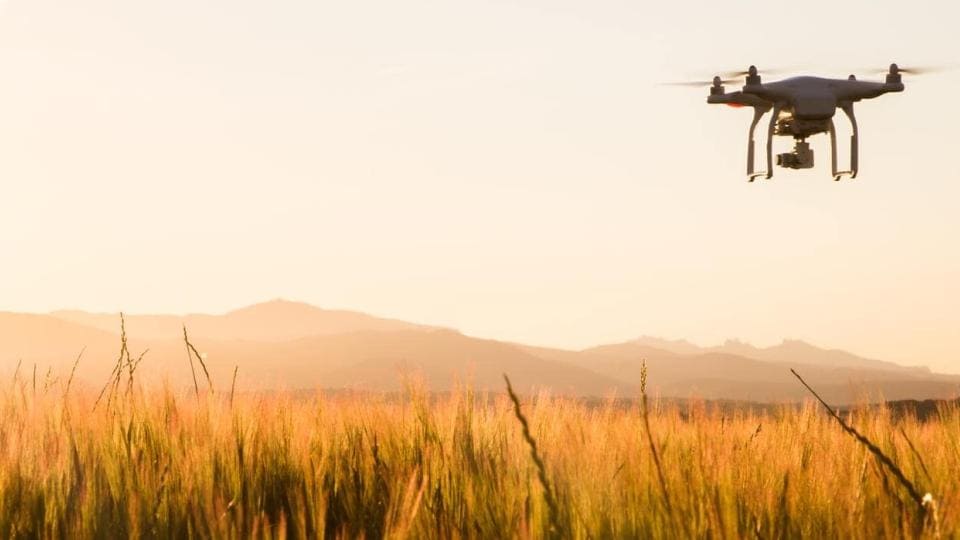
[
  {"x1": 746, "y1": 107, "x2": 765, "y2": 181},
  {"x1": 746, "y1": 105, "x2": 773, "y2": 181},
  {"x1": 830, "y1": 103, "x2": 858, "y2": 181},
  {"x1": 829, "y1": 120, "x2": 839, "y2": 180},
  {"x1": 747, "y1": 104, "x2": 777, "y2": 182},
  {"x1": 840, "y1": 102, "x2": 859, "y2": 179},
  {"x1": 764, "y1": 104, "x2": 779, "y2": 180}
]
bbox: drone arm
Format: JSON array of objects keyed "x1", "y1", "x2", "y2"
[{"x1": 834, "y1": 80, "x2": 904, "y2": 102}]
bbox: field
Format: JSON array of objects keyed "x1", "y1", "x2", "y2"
[{"x1": 0, "y1": 362, "x2": 955, "y2": 539}]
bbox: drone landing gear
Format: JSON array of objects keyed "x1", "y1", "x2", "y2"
[
  {"x1": 829, "y1": 102, "x2": 859, "y2": 181},
  {"x1": 746, "y1": 104, "x2": 774, "y2": 181},
  {"x1": 746, "y1": 102, "x2": 860, "y2": 181}
]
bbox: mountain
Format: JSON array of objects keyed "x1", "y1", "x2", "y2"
[
  {"x1": 565, "y1": 338, "x2": 958, "y2": 403},
  {"x1": 599, "y1": 336, "x2": 929, "y2": 375},
  {"x1": 192, "y1": 329, "x2": 632, "y2": 395},
  {"x1": 629, "y1": 336, "x2": 704, "y2": 356},
  {"x1": 52, "y1": 299, "x2": 428, "y2": 342},
  {"x1": 3, "y1": 305, "x2": 628, "y2": 397},
  {"x1": 0, "y1": 312, "x2": 124, "y2": 375},
  {"x1": 710, "y1": 338, "x2": 930, "y2": 374},
  {"x1": 0, "y1": 302, "x2": 953, "y2": 404}
]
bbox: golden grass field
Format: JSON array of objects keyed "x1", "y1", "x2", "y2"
[{"x1": 0, "y1": 354, "x2": 954, "y2": 540}]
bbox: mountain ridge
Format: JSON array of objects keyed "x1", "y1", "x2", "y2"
[
  {"x1": 0, "y1": 300, "x2": 951, "y2": 404},
  {"x1": 51, "y1": 299, "x2": 432, "y2": 342},
  {"x1": 625, "y1": 335, "x2": 929, "y2": 374}
]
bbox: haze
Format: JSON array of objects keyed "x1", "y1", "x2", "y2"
[{"x1": 0, "y1": 0, "x2": 957, "y2": 373}]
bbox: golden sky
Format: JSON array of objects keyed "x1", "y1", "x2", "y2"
[{"x1": 0, "y1": 0, "x2": 957, "y2": 372}]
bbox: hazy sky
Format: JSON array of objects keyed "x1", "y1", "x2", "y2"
[{"x1": 0, "y1": 0, "x2": 958, "y2": 372}]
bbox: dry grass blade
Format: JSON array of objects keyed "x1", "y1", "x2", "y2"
[
  {"x1": 899, "y1": 426, "x2": 932, "y2": 483},
  {"x1": 62, "y1": 347, "x2": 84, "y2": 400},
  {"x1": 95, "y1": 314, "x2": 130, "y2": 410},
  {"x1": 183, "y1": 325, "x2": 213, "y2": 394},
  {"x1": 153, "y1": 465, "x2": 170, "y2": 521},
  {"x1": 640, "y1": 361, "x2": 679, "y2": 533},
  {"x1": 183, "y1": 325, "x2": 201, "y2": 399},
  {"x1": 790, "y1": 368, "x2": 926, "y2": 510},
  {"x1": 503, "y1": 374, "x2": 562, "y2": 537},
  {"x1": 42, "y1": 366, "x2": 57, "y2": 394},
  {"x1": 126, "y1": 349, "x2": 149, "y2": 396},
  {"x1": 11, "y1": 358, "x2": 22, "y2": 385},
  {"x1": 230, "y1": 365, "x2": 238, "y2": 409}
]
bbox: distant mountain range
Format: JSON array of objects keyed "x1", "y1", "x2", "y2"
[
  {"x1": 1, "y1": 300, "x2": 957, "y2": 404},
  {"x1": 52, "y1": 301, "x2": 425, "y2": 342}
]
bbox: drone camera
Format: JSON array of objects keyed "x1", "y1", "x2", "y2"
[{"x1": 776, "y1": 141, "x2": 814, "y2": 169}]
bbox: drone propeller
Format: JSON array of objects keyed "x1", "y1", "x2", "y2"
[
  {"x1": 661, "y1": 66, "x2": 794, "y2": 87},
  {"x1": 717, "y1": 67, "x2": 791, "y2": 78},
  {"x1": 660, "y1": 78, "x2": 738, "y2": 87},
  {"x1": 863, "y1": 64, "x2": 953, "y2": 76},
  {"x1": 895, "y1": 66, "x2": 943, "y2": 75}
]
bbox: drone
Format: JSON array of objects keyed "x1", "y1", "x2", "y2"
[{"x1": 674, "y1": 64, "x2": 919, "y2": 181}]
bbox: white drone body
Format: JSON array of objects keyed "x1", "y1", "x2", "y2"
[{"x1": 703, "y1": 64, "x2": 907, "y2": 181}]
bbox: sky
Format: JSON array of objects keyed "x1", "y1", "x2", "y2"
[{"x1": 0, "y1": 0, "x2": 958, "y2": 372}]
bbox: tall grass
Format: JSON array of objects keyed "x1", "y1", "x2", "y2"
[{"x1": 0, "y1": 364, "x2": 954, "y2": 537}]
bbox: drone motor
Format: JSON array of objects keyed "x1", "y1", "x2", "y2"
[{"x1": 886, "y1": 63, "x2": 902, "y2": 84}]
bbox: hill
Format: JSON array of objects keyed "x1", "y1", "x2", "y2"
[
  {"x1": 626, "y1": 336, "x2": 929, "y2": 374},
  {"x1": 193, "y1": 329, "x2": 632, "y2": 395},
  {"x1": 0, "y1": 301, "x2": 952, "y2": 404},
  {"x1": 559, "y1": 339, "x2": 958, "y2": 403},
  {"x1": 0, "y1": 312, "x2": 125, "y2": 376},
  {"x1": 4, "y1": 306, "x2": 628, "y2": 397},
  {"x1": 52, "y1": 299, "x2": 428, "y2": 342}
]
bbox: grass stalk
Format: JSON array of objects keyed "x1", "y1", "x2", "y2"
[
  {"x1": 640, "y1": 360, "x2": 678, "y2": 533},
  {"x1": 183, "y1": 325, "x2": 213, "y2": 394},
  {"x1": 899, "y1": 426, "x2": 932, "y2": 483},
  {"x1": 94, "y1": 314, "x2": 130, "y2": 410},
  {"x1": 790, "y1": 369, "x2": 927, "y2": 511},
  {"x1": 503, "y1": 374, "x2": 562, "y2": 537},
  {"x1": 183, "y1": 325, "x2": 201, "y2": 400},
  {"x1": 230, "y1": 365, "x2": 238, "y2": 409}
]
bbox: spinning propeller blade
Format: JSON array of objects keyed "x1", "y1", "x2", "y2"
[
  {"x1": 863, "y1": 64, "x2": 954, "y2": 76},
  {"x1": 897, "y1": 66, "x2": 943, "y2": 74},
  {"x1": 660, "y1": 79, "x2": 737, "y2": 87},
  {"x1": 718, "y1": 67, "x2": 792, "y2": 78},
  {"x1": 662, "y1": 66, "x2": 794, "y2": 87}
]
